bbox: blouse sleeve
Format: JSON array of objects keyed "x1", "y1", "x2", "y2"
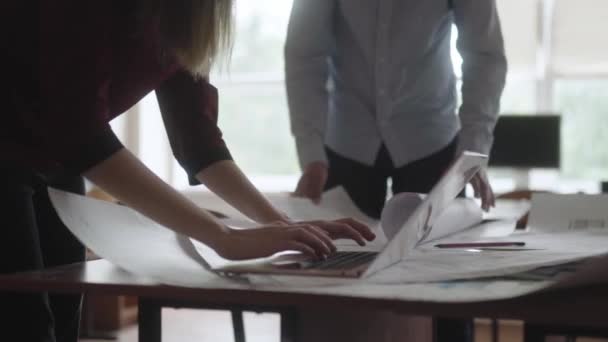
[{"x1": 156, "y1": 70, "x2": 233, "y2": 185}]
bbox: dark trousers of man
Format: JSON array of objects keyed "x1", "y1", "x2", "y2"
[
  {"x1": 0, "y1": 168, "x2": 86, "y2": 342},
  {"x1": 324, "y1": 138, "x2": 473, "y2": 342}
]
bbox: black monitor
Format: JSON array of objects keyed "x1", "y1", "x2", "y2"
[{"x1": 489, "y1": 115, "x2": 561, "y2": 169}]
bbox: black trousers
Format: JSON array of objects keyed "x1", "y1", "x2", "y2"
[
  {"x1": 0, "y1": 168, "x2": 86, "y2": 342},
  {"x1": 324, "y1": 138, "x2": 473, "y2": 342},
  {"x1": 325, "y1": 140, "x2": 460, "y2": 219}
]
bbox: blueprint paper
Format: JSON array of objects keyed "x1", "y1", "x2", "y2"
[
  {"x1": 49, "y1": 188, "x2": 608, "y2": 304},
  {"x1": 189, "y1": 189, "x2": 608, "y2": 290},
  {"x1": 381, "y1": 193, "x2": 483, "y2": 241},
  {"x1": 247, "y1": 275, "x2": 552, "y2": 303},
  {"x1": 484, "y1": 198, "x2": 530, "y2": 221},
  {"x1": 48, "y1": 188, "x2": 245, "y2": 289}
]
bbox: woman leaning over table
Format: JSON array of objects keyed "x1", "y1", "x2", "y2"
[{"x1": 0, "y1": 1, "x2": 375, "y2": 341}]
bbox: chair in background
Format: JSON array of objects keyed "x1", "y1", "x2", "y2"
[{"x1": 496, "y1": 190, "x2": 537, "y2": 229}]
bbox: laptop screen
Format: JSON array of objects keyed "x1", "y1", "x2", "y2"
[{"x1": 363, "y1": 151, "x2": 488, "y2": 277}]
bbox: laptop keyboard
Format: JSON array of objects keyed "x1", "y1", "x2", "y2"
[{"x1": 303, "y1": 251, "x2": 377, "y2": 270}]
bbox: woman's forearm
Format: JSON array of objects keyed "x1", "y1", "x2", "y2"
[
  {"x1": 195, "y1": 160, "x2": 287, "y2": 223},
  {"x1": 83, "y1": 148, "x2": 227, "y2": 248}
]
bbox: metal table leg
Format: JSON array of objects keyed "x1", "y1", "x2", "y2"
[
  {"x1": 232, "y1": 309, "x2": 246, "y2": 342},
  {"x1": 139, "y1": 298, "x2": 162, "y2": 342},
  {"x1": 280, "y1": 309, "x2": 298, "y2": 342}
]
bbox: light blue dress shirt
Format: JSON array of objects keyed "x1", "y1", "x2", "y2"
[{"x1": 285, "y1": 0, "x2": 507, "y2": 168}]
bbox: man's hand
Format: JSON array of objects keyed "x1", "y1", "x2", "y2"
[
  {"x1": 293, "y1": 161, "x2": 328, "y2": 204},
  {"x1": 469, "y1": 168, "x2": 495, "y2": 212}
]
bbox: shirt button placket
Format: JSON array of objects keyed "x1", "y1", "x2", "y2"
[{"x1": 376, "y1": 0, "x2": 392, "y2": 129}]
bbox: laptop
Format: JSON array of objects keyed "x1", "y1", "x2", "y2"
[{"x1": 210, "y1": 151, "x2": 488, "y2": 278}]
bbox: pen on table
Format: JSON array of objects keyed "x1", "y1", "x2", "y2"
[{"x1": 434, "y1": 242, "x2": 526, "y2": 249}]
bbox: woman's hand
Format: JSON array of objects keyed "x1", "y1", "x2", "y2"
[
  {"x1": 293, "y1": 218, "x2": 376, "y2": 246},
  {"x1": 212, "y1": 222, "x2": 337, "y2": 261},
  {"x1": 210, "y1": 218, "x2": 376, "y2": 261}
]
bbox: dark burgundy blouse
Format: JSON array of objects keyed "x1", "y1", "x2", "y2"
[{"x1": 1, "y1": 1, "x2": 231, "y2": 185}]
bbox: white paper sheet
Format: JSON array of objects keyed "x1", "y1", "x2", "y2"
[
  {"x1": 381, "y1": 193, "x2": 483, "y2": 241},
  {"x1": 212, "y1": 189, "x2": 608, "y2": 288},
  {"x1": 48, "y1": 189, "x2": 246, "y2": 288},
  {"x1": 235, "y1": 190, "x2": 608, "y2": 287},
  {"x1": 484, "y1": 198, "x2": 530, "y2": 221},
  {"x1": 245, "y1": 274, "x2": 552, "y2": 303},
  {"x1": 49, "y1": 188, "x2": 608, "y2": 304},
  {"x1": 185, "y1": 184, "x2": 608, "y2": 287}
]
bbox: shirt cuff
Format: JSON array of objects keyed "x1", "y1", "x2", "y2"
[
  {"x1": 63, "y1": 125, "x2": 124, "y2": 174},
  {"x1": 295, "y1": 135, "x2": 328, "y2": 170},
  {"x1": 456, "y1": 126, "x2": 494, "y2": 156},
  {"x1": 180, "y1": 145, "x2": 233, "y2": 186}
]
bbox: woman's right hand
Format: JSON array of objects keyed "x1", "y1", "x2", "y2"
[{"x1": 211, "y1": 222, "x2": 338, "y2": 261}]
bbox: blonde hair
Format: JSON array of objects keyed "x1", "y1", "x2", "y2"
[{"x1": 156, "y1": 0, "x2": 235, "y2": 77}]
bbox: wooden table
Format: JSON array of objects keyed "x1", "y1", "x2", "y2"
[{"x1": 1, "y1": 259, "x2": 607, "y2": 342}]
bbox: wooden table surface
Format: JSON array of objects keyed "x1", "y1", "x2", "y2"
[{"x1": 0, "y1": 259, "x2": 607, "y2": 329}]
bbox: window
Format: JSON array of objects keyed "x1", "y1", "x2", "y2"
[
  {"x1": 554, "y1": 80, "x2": 608, "y2": 180},
  {"x1": 211, "y1": 0, "x2": 299, "y2": 189}
]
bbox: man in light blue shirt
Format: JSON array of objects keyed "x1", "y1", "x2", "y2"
[
  {"x1": 285, "y1": 1, "x2": 506, "y2": 341},
  {"x1": 285, "y1": 0, "x2": 506, "y2": 217}
]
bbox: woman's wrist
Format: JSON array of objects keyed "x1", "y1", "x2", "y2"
[
  {"x1": 255, "y1": 210, "x2": 291, "y2": 225},
  {"x1": 262, "y1": 215, "x2": 291, "y2": 224},
  {"x1": 196, "y1": 221, "x2": 231, "y2": 251}
]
